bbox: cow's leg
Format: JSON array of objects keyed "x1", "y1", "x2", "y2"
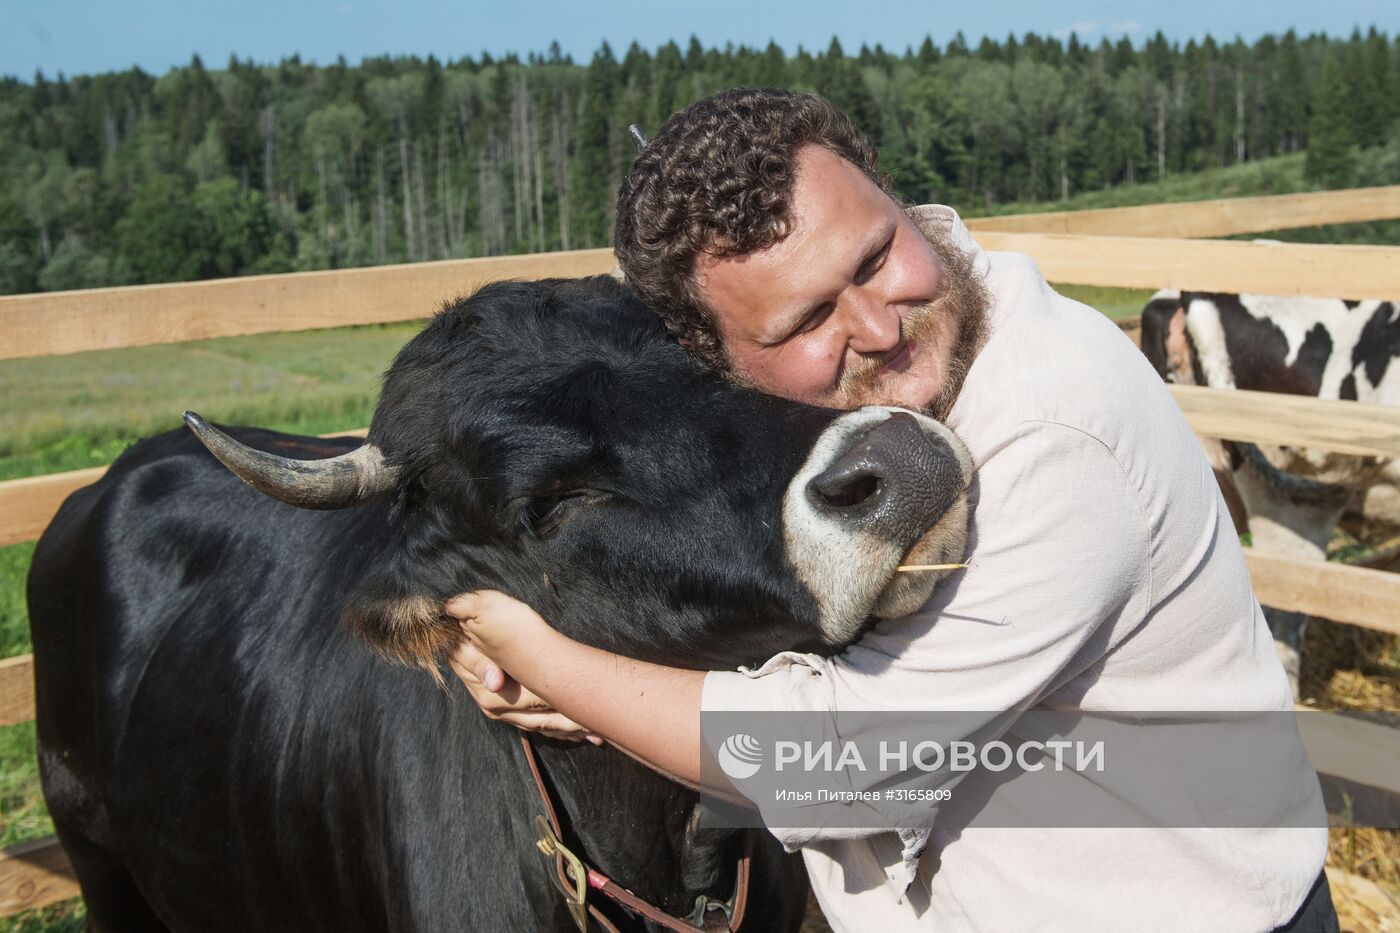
[
  {"x1": 1231, "y1": 443, "x2": 1352, "y2": 699},
  {"x1": 1199, "y1": 436, "x2": 1248, "y2": 535},
  {"x1": 53, "y1": 829, "x2": 169, "y2": 933}
]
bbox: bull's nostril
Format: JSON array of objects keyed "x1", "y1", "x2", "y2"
[{"x1": 813, "y1": 471, "x2": 883, "y2": 509}]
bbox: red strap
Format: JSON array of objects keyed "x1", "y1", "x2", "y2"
[{"x1": 519, "y1": 734, "x2": 751, "y2": 932}]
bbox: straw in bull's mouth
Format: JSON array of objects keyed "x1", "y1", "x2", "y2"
[{"x1": 893, "y1": 563, "x2": 968, "y2": 573}]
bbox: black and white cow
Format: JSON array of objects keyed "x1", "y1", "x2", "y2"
[
  {"x1": 1140, "y1": 289, "x2": 1400, "y2": 692},
  {"x1": 29, "y1": 275, "x2": 971, "y2": 931}
]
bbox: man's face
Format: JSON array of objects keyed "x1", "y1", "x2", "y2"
[{"x1": 694, "y1": 145, "x2": 973, "y2": 413}]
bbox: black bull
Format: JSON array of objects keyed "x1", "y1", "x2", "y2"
[{"x1": 28, "y1": 275, "x2": 969, "y2": 931}]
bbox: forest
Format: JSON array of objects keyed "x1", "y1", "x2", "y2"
[{"x1": 1, "y1": 26, "x2": 1397, "y2": 295}]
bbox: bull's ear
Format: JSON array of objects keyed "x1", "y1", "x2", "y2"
[{"x1": 342, "y1": 537, "x2": 465, "y2": 687}]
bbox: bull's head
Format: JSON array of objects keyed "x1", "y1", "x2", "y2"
[
  {"x1": 186, "y1": 276, "x2": 972, "y2": 676},
  {"x1": 1140, "y1": 290, "x2": 1200, "y2": 386}
]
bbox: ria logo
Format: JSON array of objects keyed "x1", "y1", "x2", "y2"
[{"x1": 717, "y1": 733, "x2": 764, "y2": 780}]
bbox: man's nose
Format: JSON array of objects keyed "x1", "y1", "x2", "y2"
[{"x1": 843, "y1": 290, "x2": 901, "y2": 355}]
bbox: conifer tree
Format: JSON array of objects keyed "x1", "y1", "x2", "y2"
[{"x1": 1305, "y1": 55, "x2": 1357, "y2": 187}]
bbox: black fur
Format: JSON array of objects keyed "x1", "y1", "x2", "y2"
[
  {"x1": 1137, "y1": 295, "x2": 1181, "y2": 381},
  {"x1": 28, "y1": 276, "x2": 845, "y2": 932},
  {"x1": 1354, "y1": 301, "x2": 1400, "y2": 391},
  {"x1": 1181, "y1": 292, "x2": 1330, "y2": 396}
]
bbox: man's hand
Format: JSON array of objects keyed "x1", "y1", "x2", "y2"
[
  {"x1": 448, "y1": 590, "x2": 707, "y2": 787},
  {"x1": 446, "y1": 592, "x2": 602, "y2": 745}
]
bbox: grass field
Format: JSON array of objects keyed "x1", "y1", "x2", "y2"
[
  {"x1": 963, "y1": 143, "x2": 1400, "y2": 221},
  {"x1": 965, "y1": 151, "x2": 1322, "y2": 217},
  {"x1": 0, "y1": 321, "x2": 422, "y2": 483},
  {"x1": 2, "y1": 156, "x2": 1398, "y2": 927}
]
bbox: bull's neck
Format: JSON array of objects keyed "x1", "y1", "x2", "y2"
[{"x1": 532, "y1": 738, "x2": 737, "y2": 920}]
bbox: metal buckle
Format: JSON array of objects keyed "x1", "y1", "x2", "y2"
[
  {"x1": 687, "y1": 893, "x2": 735, "y2": 930},
  {"x1": 535, "y1": 814, "x2": 589, "y2": 931}
]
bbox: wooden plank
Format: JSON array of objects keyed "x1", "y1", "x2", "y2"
[
  {"x1": 0, "y1": 656, "x2": 33, "y2": 728},
  {"x1": 0, "y1": 837, "x2": 78, "y2": 916},
  {"x1": 972, "y1": 232, "x2": 1400, "y2": 301},
  {"x1": 1247, "y1": 550, "x2": 1400, "y2": 635},
  {"x1": 966, "y1": 185, "x2": 1400, "y2": 238},
  {"x1": 0, "y1": 429, "x2": 368, "y2": 549},
  {"x1": 0, "y1": 248, "x2": 617, "y2": 361},
  {"x1": 1171, "y1": 385, "x2": 1400, "y2": 460},
  {"x1": 5, "y1": 235, "x2": 1400, "y2": 362},
  {"x1": 1297, "y1": 707, "x2": 1400, "y2": 798},
  {"x1": 0, "y1": 468, "x2": 105, "y2": 548}
]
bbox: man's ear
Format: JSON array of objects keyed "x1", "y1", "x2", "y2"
[{"x1": 343, "y1": 528, "x2": 468, "y2": 685}]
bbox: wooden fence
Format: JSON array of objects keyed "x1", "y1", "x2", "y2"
[
  {"x1": 3, "y1": 192, "x2": 1400, "y2": 916},
  {"x1": 967, "y1": 184, "x2": 1400, "y2": 239},
  {"x1": 4, "y1": 235, "x2": 1400, "y2": 364}
]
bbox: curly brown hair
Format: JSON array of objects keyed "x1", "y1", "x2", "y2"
[{"x1": 614, "y1": 87, "x2": 890, "y2": 373}]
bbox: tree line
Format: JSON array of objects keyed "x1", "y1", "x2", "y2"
[{"x1": 2, "y1": 27, "x2": 1396, "y2": 295}]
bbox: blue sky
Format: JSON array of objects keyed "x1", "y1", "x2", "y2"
[{"x1": 4, "y1": 0, "x2": 1397, "y2": 80}]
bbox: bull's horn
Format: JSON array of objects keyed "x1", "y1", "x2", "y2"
[
  {"x1": 183, "y1": 411, "x2": 400, "y2": 510},
  {"x1": 628, "y1": 124, "x2": 649, "y2": 152}
]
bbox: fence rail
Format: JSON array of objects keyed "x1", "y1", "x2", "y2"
[
  {"x1": 0, "y1": 838, "x2": 78, "y2": 916},
  {"x1": 1171, "y1": 386, "x2": 1400, "y2": 460},
  {"x1": 5, "y1": 235, "x2": 1400, "y2": 362},
  {"x1": 973, "y1": 232, "x2": 1400, "y2": 300},
  {"x1": 0, "y1": 247, "x2": 616, "y2": 361},
  {"x1": 965, "y1": 185, "x2": 1400, "y2": 238}
]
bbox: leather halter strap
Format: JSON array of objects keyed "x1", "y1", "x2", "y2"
[{"x1": 520, "y1": 734, "x2": 751, "y2": 932}]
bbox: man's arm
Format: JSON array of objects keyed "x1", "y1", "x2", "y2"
[{"x1": 452, "y1": 591, "x2": 707, "y2": 786}]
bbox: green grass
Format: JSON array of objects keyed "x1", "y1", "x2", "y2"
[
  {"x1": 0, "y1": 904, "x2": 84, "y2": 933},
  {"x1": 1229, "y1": 218, "x2": 1400, "y2": 247},
  {"x1": 0, "y1": 720, "x2": 82, "y2": 932},
  {"x1": 958, "y1": 145, "x2": 1400, "y2": 249},
  {"x1": 0, "y1": 321, "x2": 421, "y2": 482},
  {"x1": 1051, "y1": 284, "x2": 1155, "y2": 320},
  {"x1": 957, "y1": 152, "x2": 1315, "y2": 218},
  {"x1": 0, "y1": 544, "x2": 34, "y2": 660},
  {"x1": 0, "y1": 723, "x2": 52, "y2": 848}
]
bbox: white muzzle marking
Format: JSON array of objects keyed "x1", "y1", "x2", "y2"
[{"x1": 782, "y1": 406, "x2": 972, "y2": 645}]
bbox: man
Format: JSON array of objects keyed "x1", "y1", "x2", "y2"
[{"x1": 448, "y1": 88, "x2": 1336, "y2": 931}]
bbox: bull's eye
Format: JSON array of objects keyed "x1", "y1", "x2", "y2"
[
  {"x1": 518, "y1": 493, "x2": 585, "y2": 538},
  {"x1": 512, "y1": 489, "x2": 605, "y2": 539}
]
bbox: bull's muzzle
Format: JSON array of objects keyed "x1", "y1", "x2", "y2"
[
  {"x1": 806, "y1": 412, "x2": 964, "y2": 551},
  {"x1": 784, "y1": 407, "x2": 973, "y2": 646}
]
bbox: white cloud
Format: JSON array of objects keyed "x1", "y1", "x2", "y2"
[
  {"x1": 1051, "y1": 20, "x2": 1099, "y2": 40},
  {"x1": 1107, "y1": 20, "x2": 1144, "y2": 35}
]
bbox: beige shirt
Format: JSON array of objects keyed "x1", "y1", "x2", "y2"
[{"x1": 701, "y1": 206, "x2": 1327, "y2": 932}]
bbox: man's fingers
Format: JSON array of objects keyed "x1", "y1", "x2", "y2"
[
  {"x1": 495, "y1": 710, "x2": 592, "y2": 737},
  {"x1": 444, "y1": 592, "x2": 478, "y2": 620},
  {"x1": 444, "y1": 589, "x2": 509, "y2": 622},
  {"x1": 444, "y1": 593, "x2": 585, "y2": 739},
  {"x1": 449, "y1": 640, "x2": 507, "y2": 693}
]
